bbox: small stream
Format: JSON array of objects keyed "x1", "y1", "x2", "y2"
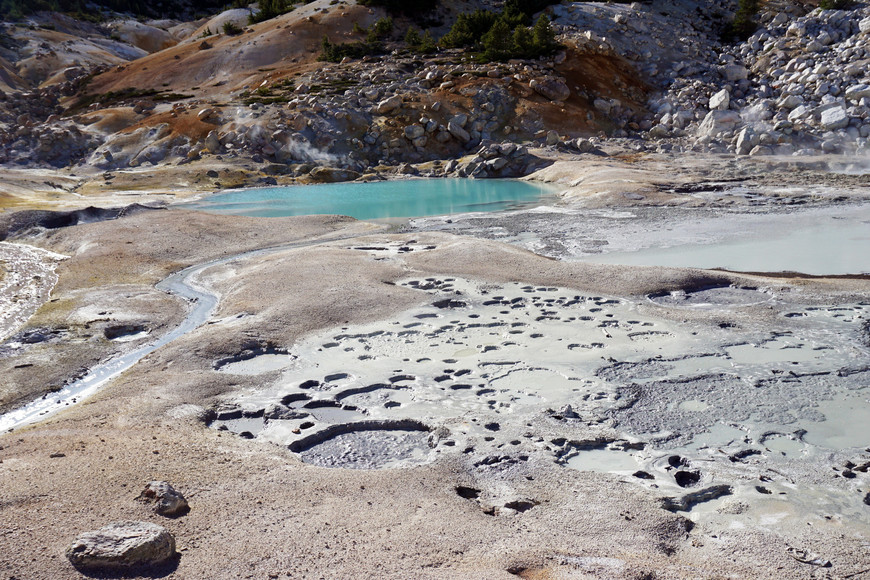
[{"x1": 0, "y1": 232, "x2": 369, "y2": 433}]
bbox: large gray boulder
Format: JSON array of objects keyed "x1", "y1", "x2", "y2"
[
  {"x1": 530, "y1": 78, "x2": 570, "y2": 102},
  {"x1": 309, "y1": 166, "x2": 361, "y2": 183},
  {"x1": 66, "y1": 521, "x2": 176, "y2": 571},
  {"x1": 709, "y1": 89, "x2": 730, "y2": 111},
  {"x1": 845, "y1": 84, "x2": 870, "y2": 102},
  {"x1": 697, "y1": 110, "x2": 740, "y2": 138},
  {"x1": 820, "y1": 107, "x2": 849, "y2": 131},
  {"x1": 404, "y1": 124, "x2": 425, "y2": 140},
  {"x1": 447, "y1": 119, "x2": 470, "y2": 143},
  {"x1": 735, "y1": 127, "x2": 759, "y2": 155},
  {"x1": 722, "y1": 64, "x2": 748, "y2": 82},
  {"x1": 374, "y1": 96, "x2": 402, "y2": 115}
]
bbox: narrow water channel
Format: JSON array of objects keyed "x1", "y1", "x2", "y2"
[{"x1": 0, "y1": 231, "x2": 372, "y2": 433}]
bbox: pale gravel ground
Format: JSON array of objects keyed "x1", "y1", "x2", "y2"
[
  {"x1": 1, "y1": 154, "x2": 870, "y2": 578},
  {"x1": 0, "y1": 210, "x2": 868, "y2": 579}
]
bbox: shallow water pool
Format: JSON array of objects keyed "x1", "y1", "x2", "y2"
[
  {"x1": 583, "y1": 204, "x2": 870, "y2": 275},
  {"x1": 181, "y1": 178, "x2": 554, "y2": 220}
]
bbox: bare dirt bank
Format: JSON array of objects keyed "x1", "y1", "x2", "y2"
[{"x1": 1, "y1": 207, "x2": 869, "y2": 579}]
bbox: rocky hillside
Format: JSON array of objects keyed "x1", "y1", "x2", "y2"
[
  {"x1": 0, "y1": 0, "x2": 868, "y2": 184},
  {"x1": 646, "y1": 1, "x2": 870, "y2": 156}
]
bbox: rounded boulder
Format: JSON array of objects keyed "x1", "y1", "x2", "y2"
[{"x1": 66, "y1": 521, "x2": 176, "y2": 572}]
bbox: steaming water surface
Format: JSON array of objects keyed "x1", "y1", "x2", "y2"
[
  {"x1": 584, "y1": 204, "x2": 870, "y2": 275},
  {"x1": 181, "y1": 179, "x2": 555, "y2": 219}
]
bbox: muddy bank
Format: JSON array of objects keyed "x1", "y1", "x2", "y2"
[
  {"x1": 0, "y1": 211, "x2": 378, "y2": 415},
  {"x1": 1, "y1": 208, "x2": 869, "y2": 578}
]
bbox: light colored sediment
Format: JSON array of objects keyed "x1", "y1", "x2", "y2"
[
  {"x1": 0, "y1": 241, "x2": 67, "y2": 342},
  {"x1": 1, "y1": 205, "x2": 869, "y2": 578},
  {"x1": 0, "y1": 211, "x2": 379, "y2": 415},
  {"x1": 1, "y1": 0, "x2": 869, "y2": 574}
]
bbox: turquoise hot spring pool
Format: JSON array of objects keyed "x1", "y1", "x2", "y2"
[{"x1": 180, "y1": 178, "x2": 555, "y2": 220}]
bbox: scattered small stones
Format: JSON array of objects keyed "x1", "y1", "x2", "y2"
[{"x1": 786, "y1": 547, "x2": 832, "y2": 567}]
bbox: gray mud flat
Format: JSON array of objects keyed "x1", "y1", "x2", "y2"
[
  {"x1": 409, "y1": 199, "x2": 870, "y2": 275},
  {"x1": 3, "y1": 206, "x2": 870, "y2": 578},
  {"x1": 294, "y1": 424, "x2": 434, "y2": 469},
  {"x1": 209, "y1": 267, "x2": 870, "y2": 535}
]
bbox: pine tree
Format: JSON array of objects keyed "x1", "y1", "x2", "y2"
[{"x1": 482, "y1": 18, "x2": 514, "y2": 61}]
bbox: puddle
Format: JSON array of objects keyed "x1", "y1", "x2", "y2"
[
  {"x1": 306, "y1": 406, "x2": 363, "y2": 423},
  {"x1": 565, "y1": 448, "x2": 640, "y2": 473},
  {"x1": 760, "y1": 433, "x2": 806, "y2": 456},
  {"x1": 678, "y1": 400, "x2": 710, "y2": 412},
  {"x1": 217, "y1": 353, "x2": 297, "y2": 375},
  {"x1": 802, "y1": 394, "x2": 870, "y2": 449},
  {"x1": 181, "y1": 178, "x2": 556, "y2": 220},
  {"x1": 583, "y1": 206, "x2": 870, "y2": 275},
  {"x1": 725, "y1": 337, "x2": 827, "y2": 365}
]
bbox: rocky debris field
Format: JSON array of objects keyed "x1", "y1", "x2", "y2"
[
  {"x1": 0, "y1": 240, "x2": 66, "y2": 342},
  {"x1": 645, "y1": 2, "x2": 870, "y2": 156},
  {"x1": 0, "y1": 0, "x2": 867, "y2": 186}
]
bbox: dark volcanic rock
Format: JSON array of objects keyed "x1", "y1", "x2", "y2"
[{"x1": 137, "y1": 481, "x2": 189, "y2": 517}]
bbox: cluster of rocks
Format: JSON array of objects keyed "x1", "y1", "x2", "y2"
[
  {"x1": 65, "y1": 481, "x2": 187, "y2": 573},
  {"x1": 86, "y1": 50, "x2": 594, "y2": 175},
  {"x1": 7, "y1": 0, "x2": 870, "y2": 173},
  {"x1": 241, "y1": 53, "x2": 575, "y2": 166},
  {"x1": 646, "y1": 3, "x2": 870, "y2": 155},
  {"x1": 0, "y1": 113, "x2": 100, "y2": 167},
  {"x1": 446, "y1": 141, "x2": 547, "y2": 178},
  {"x1": 550, "y1": 0, "x2": 734, "y2": 80},
  {"x1": 0, "y1": 66, "x2": 106, "y2": 167}
]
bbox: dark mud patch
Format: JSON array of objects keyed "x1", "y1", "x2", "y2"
[
  {"x1": 212, "y1": 344, "x2": 291, "y2": 371},
  {"x1": 103, "y1": 323, "x2": 148, "y2": 340},
  {"x1": 660, "y1": 484, "x2": 733, "y2": 512},
  {"x1": 0, "y1": 204, "x2": 164, "y2": 241},
  {"x1": 288, "y1": 419, "x2": 434, "y2": 469},
  {"x1": 648, "y1": 285, "x2": 771, "y2": 308}
]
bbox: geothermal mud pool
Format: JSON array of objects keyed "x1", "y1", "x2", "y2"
[
  {"x1": 208, "y1": 259, "x2": 870, "y2": 534},
  {"x1": 410, "y1": 198, "x2": 870, "y2": 275}
]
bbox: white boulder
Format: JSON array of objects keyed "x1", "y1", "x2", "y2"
[
  {"x1": 709, "y1": 89, "x2": 730, "y2": 111},
  {"x1": 820, "y1": 107, "x2": 849, "y2": 131},
  {"x1": 697, "y1": 110, "x2": 741, "y2": 138}
]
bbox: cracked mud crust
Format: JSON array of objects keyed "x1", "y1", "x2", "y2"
[{"x1": 1, "y1": 201, "x2": 869, "y2": 578}]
